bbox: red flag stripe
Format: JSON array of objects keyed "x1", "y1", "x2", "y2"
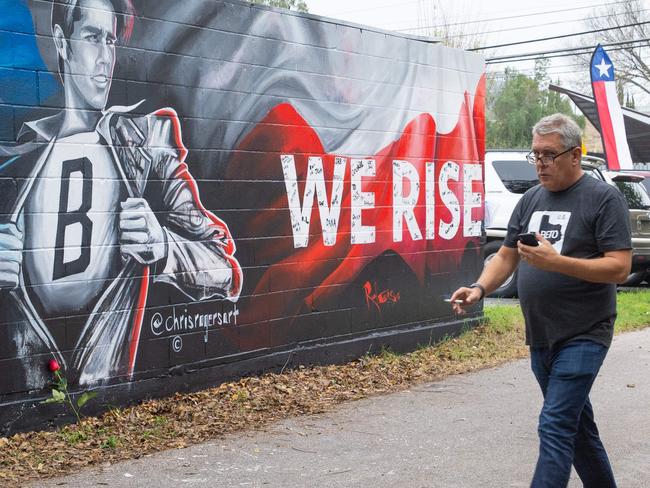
[{"x1": 592, "y1": 81, "x2": 620, "y2": 170}]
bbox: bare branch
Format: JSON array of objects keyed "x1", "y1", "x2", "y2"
[{"x1": 576, "y1": 0, "x2": 650, "y2": 106}]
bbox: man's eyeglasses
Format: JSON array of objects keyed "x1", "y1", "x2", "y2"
[{"x1": 526, "y1": 146, "x2": 577, "y2": 165}]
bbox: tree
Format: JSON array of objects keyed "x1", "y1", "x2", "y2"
[
  {"x1": 251, "y1": 0, "x2": 308, "y2": 12},
  {"x1": 582, "y1": 0, "x2": 649, "y2": 97},
  {"x1": 413, "y1": 0, "x2": 486, "y2": 49},
  {"x1": 487, "y1": 63, "x2": 583, "y2": 149},
  {"x1": 487, "y1": 69, "x2": 543, "y2": 148}
]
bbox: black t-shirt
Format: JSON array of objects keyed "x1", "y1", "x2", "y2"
[{"x1": 504, "y1": 174, "x2": 631, "y2": 349}]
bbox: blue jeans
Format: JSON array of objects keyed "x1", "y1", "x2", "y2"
[{"x1": 530, "y1": 340, "x2": 616, "y2": 488}]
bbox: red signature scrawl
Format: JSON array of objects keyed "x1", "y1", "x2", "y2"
[{"x1": 363, "y1": 281, "x2": 401, "y2": 314}]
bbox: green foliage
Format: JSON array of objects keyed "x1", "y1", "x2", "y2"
[
  {"x1": 41, "y1": 370, "x2": 97, "y2": 422},
  {"x1": 76, "y1": 392, "x2": 97, "y2": 409},
  {"x1": 487, "y1": 63, "x2": 584, "y2": 149},
  {"x1": 153, "y1": 415, "x2": 168, "y2": 426},
  {"x1": 615, "y1": 290, "x2": 650, "y2": 333},
  {"x1": 60, "y1": 427, "x2": 88, "y2": 445},
  {"x1": 42, "y1": 388, "x2": 65, "y2": 404},
  {"x1": 484, "y1": 289, "x2": 650, "y2": 336},
  {"x1": 231, "y1": 390, "x2": 250, "y2": 403},
  {"x1": 101, "y1": 436, "x2": 119, "y2": 449},
  {"x1": 250, "y1": 0, "x2": 308, "y2": 12},
  {"x1": 487, "y1": 69, "x2": 542, "y2": 149},
  {"x1": 378, "y1": 345, "x2": 400, "y2": 362},
  {"x1": 483, "y1": 304, "x2": 523, "y2": 335}
]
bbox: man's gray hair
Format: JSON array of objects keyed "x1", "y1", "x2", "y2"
[{"x1": 532, "y1": 113, "x2": 582, "y2": 149}]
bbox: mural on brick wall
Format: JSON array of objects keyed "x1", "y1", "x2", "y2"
[
  {"x1": 0, "y1": 0, "x2": 485, "y2": 405},
  {"x1": 0, "y1": 0, "x2": 242, "y2": 391}
]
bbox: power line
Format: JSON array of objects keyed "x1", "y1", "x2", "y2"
[
  {"x1": 487, "y1": 43, "x2": 650, "y2": 65},
  {"x1": 444, "y1": 7, "x2": 650, "y2": 41},
  {"x1": 486, "y1": 38, "x2": 650, "y2": 63},
  {"x1": 486, "y1": 46, "x2": 642, "y2": 64},
  {"x1": 487, "y1": 67, "x2": 591, "y2": 78},
  {"x1": 320, "y1": 0, "x2": 607, "y2": 29},
  {"x1": 469, "y1": 20, "x2": 650, "y2": 51},
  {"x1": 488, "y1": 61, "x2": 587, "y2": 75},
  {"x1": 395, "y1": 0, "x2": 631, "y2": 32},
  {"x1": 487, "y1": 74, "x2": 583, "y2": 82},
  {"x1": 323, "y1": 0, "x2": 421, "y2": 17},
  {"x1": 424, "y1": 9, "x2": 648, "y2": 43},
  {"x1": 393, "y1": 6, "x2": 650, "y2": 55}
]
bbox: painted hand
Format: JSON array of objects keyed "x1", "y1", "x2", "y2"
[
  {"x1": 119, "y1": 198, "x2": 166, "y2": 265},
  {"x1": 517, "y1": 233, "x2": 558, "y2": 271},
  {"x1": 0, "y1": 223, "x2": 23, "y2": 290}
]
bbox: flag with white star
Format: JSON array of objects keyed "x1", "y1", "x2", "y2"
[{"x1": 590, "y1": 44, "x2": 633, "y2": 170}]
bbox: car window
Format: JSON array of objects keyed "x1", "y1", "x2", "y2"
[
  {"x1": 641, "y1": 179, "x2": 650, "y2": 196},
  {"x1": 583, "y1": 168, "x2": 602, "y2": 181},
  {"x1": 613, "y1": 181, "x2": 650, "y2": 210},
  {"x1": 492, "y1": 161, "x2": 538, "y2": 194}
]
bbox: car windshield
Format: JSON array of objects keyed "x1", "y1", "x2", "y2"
[
  {"x1": 613, "y1": 180, "x2": 650, "y2": 210},
  {"x1": 493, "y1": 161, "x2": 538, "y2": 194}
]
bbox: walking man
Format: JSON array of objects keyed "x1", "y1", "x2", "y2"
[{"x1": 451, "y1": 113, "x2": 631, "y2": 487}]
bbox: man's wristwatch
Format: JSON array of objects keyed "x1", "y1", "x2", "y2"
[{"x1": 469, "y1": 282, "x2": 485, "y2": 300}]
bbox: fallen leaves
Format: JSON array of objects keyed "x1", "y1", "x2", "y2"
[{"x1": 0, "y1": 317, "x2": 528, "y2": 487}]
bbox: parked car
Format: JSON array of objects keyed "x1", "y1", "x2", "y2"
[
  {"x1": 603, "y1": 168, "x2": 650, "y2": 285},
  {"x1": 484, "y1": 151, "x2": 650, "y2": 297},
  {"x1": 629, "y1": 169, "x2": 650, "y2": 197}
]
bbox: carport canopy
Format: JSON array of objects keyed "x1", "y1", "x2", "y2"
[{"x1": 549, "y1": 83, "x2": 650, "y2": 163}]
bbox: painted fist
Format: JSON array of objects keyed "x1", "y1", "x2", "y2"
[
  {"x1": 0, "y1": 223, "x2": 23, "y2": 290},
  {"x1": 119, "y1": 198, "x2": 166, "y2": 265}
]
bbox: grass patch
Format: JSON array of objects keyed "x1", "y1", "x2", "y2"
[
  {"x1": 100, "y1": 436, "x2": 119, "y2": 450},
  {"x1": 483, "y1": 288, "x2": 650, "y2": 336},
  {"x1": 60, "y1": 427, "x2": 88, "y2": 446},
  {"x1": 615, "y1": 289, "x2": 650, "y2": 332},
  {"x1": 0, "y1": 290, "x2": 648, "y2": 486},
  {"x1": 484, "y1": 303, "x2": 523, "y2": 335}
]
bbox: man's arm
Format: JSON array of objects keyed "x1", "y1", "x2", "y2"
[
  {"x1": 517, "y1": 234, "x2": 631, "y2": 284},
  {"x1": 142, "y1": 112, "x2": 242, "y2": 302},
  {"x1": 450, "y1": 244, "x2": 520, "y2": 313},
  {"x1": 113, "y1": 111, "x2": 242, "y2": 302}
]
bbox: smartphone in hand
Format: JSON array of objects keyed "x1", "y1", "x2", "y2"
[{"x1": 517, "y1": 232, "x2": 539, "y2": 247}]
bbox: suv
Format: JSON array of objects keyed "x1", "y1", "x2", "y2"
[
  {"x1": 603, "y1": 168, "x2": 650, "y2": 285},
  {"x1": 484, "y1": 151, "x2": 650, "y2": 297},
  {"x1": 629, "y1": 169, "x2": 650, "y2": 198}
]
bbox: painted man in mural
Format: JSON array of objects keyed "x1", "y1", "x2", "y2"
[{"x1": 0, "y1": 0, "x2": 242, "y2": 389}]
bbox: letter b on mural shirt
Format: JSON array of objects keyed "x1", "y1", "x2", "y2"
[{"x1": 54, "y1": 157, "x2": 93, "y2": 280}]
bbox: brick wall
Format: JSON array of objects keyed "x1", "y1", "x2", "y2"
[{"x1": 0, "y1": 0, "x2": 485, "y2": 433}]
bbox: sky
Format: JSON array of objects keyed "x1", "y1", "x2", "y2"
[{"x1": 306, "y1": 0, "x2": 650, "y2": 111}]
